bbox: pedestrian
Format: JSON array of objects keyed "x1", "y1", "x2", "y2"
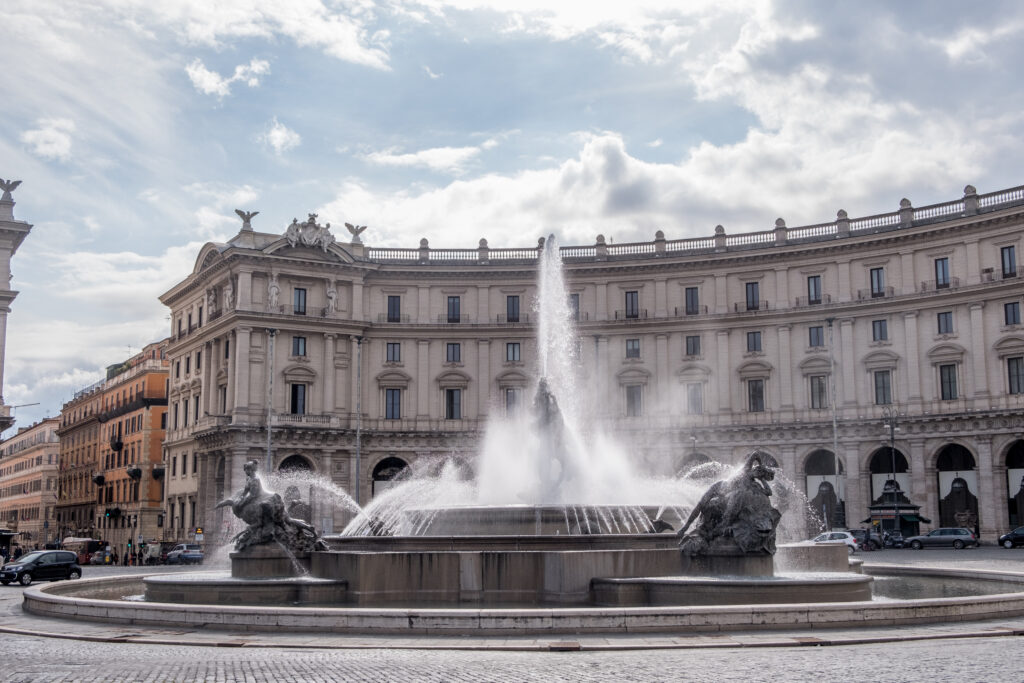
[
  {"x1": 0, "y1": 546, "x2": 8, "y2": 562},
  {"x1": 12, "y1": 546, "x2": 22, "y2": 560},
  {"x1": 112, "y1": 550, "x2": 119, "y2": 565}
]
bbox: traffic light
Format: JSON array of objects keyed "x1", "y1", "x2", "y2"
[
  {"x1": 194, "y1": 527, "x2": 203, "y2": 535},
  {"x1": 104, "y1": 508, "x2": 111, "y2": 518},
  {"x1": 127, "y1": 539, "x2": 132, "y2": 549}
]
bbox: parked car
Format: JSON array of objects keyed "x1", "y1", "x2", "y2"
[
  {"x1": 904, "y1": 527, "x2": 979, "y2": 549},
  {"x1": 998, "y1": 527, "x2": 1024, "y2": 548},
  {"x1": 847, "y1": 528, "x2": 883, "y2": 551},
  {"x1": 810, "y1": 531, "x2": 858, "y2": 555},
  {"x1": 0, "y1": 550, "x2": 82, "y2": 586},
  {"x1": 165, "y1": 544, "x2": 203, "y2": 565}
]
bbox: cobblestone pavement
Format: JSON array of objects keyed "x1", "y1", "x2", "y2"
[
  {"x1": 0, "y1": 547, "x2": 1021, "y2": 681},
  {"x1": 0, "y1": 632, "x2": 1020, "y2": 682}
]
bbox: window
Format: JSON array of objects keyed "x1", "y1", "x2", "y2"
[
  {"x1": 1002, "y1": 245, "x2": 1017, "y2": 278},
  {"x1": 171, "y1": 456, "x2": 177, "y2": 477},
  {"x1": 294, "y1": 288, "x2": 307, "y2": 315},
  {"x1": 187, "y1": 313, "x2": 192, "y2": 329},
  {"x1": 218, "y1": 386, "x2": 227, "y2": 413},
  {"x1": 506, "y1": 295, "x2": 520, "y2": 323},
  {"x1": 625, "y1": 339, "x2": 640, "y2": 359},
  {"x1": 387, "y1": 295, "x2": 401, "y2": 322},
  {"x1": 747, "y1": 379, "x2": 765, "y2": 412},
  {"x1": 385, "y1": 388, "x2": 401, "y2": 419},
  {"x1": 292, "y1": 336, "x2": 307, "y2": 357},
  {"x1": 195, "y1": 351, "x2": 201, "y2": 371},
  {"x1": 447, "y1": 296, "x2": 461, "y2": 323},
  {"x1": 224, "y1": 340, "x2": 230, "y2": 359},
  {"x1": 446, "y1": 343, "x2": 461, "y2": 363},
  {"x1": 625, "y1": 291, "x2": 639, "y2": 318},
  {"x1": 506, "y1": 342, "x2": 520, "y2": 362},
  {"x1": 937, "y1": 311, "x2": 954, "y2": 334},
  {"x1": 184, "y1": 355, "x2": 191, "y2": 374},
  {"x1": 625, "y1": 385, "x2": 643, "y2": 417},
  {"x1": 685, "y1": 287, "x2": 700, "y2": 315},
  {"x1": 939, "y1": 364, "x2": 958, "y2": 400},
  {"x1": 745, "y1": 282, "x2": 760, "y2": 310},
  {"x1": 175, "y1": 361, "x2": 180, "y2": 379},
  {"x1": 870, "y1": 268, "x2": 885, "y2": 297},
  {"x1": 935, "y1": 258, "x2": 950, "y2": 288},
  {"x1": 1009, "y1": 357, "x2": 1024, "y2": 395},
  {"x1": 386, "y1": 342, "x2": 401, "y2": 362},
  {"x1": 872, "y1": 320, "x2": 888, "y2": 342},
  {"x1": 808, "y1": 326, "x2": 824, "y2": 347},
  {"x1": 504, "y1": 387, "x2": 521, "y2": 413},
  {"x1": 746, "y1": 331, "x2": 762, "y2": 353},
  {"x1": 1005, "y1": 302, "x2": 1021, "y2": 326},
  {"x1": 445, "y1": 388, "x2": 462, "y2": 419},
  {"x1": 685, "y1": 335, "x2": 701, "y2": 356},
  {"x1": 569, "y1": 293, "x2": 580, "y2": 321},
  {"x1": 807, "y1": 275, "x2": 822, "y2": 304},
  {"x1": 193, "y1": 395, "x2": 200, "y2": 421},
  {"x1": 810, "y1": 375, "x2": 828, "y2": 409},
  {"x1": 198, "y1": 306, "x2": 203, "y2": 327},
  {"x1": 182, "y1": 400, "x2": 188, "y2": 426},
  {"x1": 290, "y1": 384, "x2": 306, "y2": 414},
  {"x1": 686, "y1": 383, "x2": 703, "y2": 415},
  {"x1": 874, "y1": 370, "x2": 892, "y2": 405}
]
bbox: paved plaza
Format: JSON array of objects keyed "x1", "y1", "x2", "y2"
[{"x1": 0, "y1": 548, "x2": 1022, "y2": 681}]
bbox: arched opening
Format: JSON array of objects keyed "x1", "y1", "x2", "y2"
[
  {"x1": 278, "y1": 454, "x2": 313, "y2": 473},
  {"x1": 372, "y1": 457, "x2": 409, "y2": 497},
  {"x1": 1005, "y1": 441, "x2": 1024, "y2": 527},
  {"x1": 804, "y1": 449, "x2": 846, "y2": 530},
  {"x1": 868, "y1": 448, "x2": 909, "y2": 501},
  {"x1": 935, "y1": 444, "x2": 978, "y2": 531}
]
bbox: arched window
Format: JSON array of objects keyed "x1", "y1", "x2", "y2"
[
  {"x1": 804, "y1": 449, "x2": 846, "y2": 529},
  {"x1": 279, "y1": 454, "x2": 313, "y2": 473},
  {"x1": 372, "y1": 457, "x2": 409, "y2": 497},
  {"x1": 868, "y1": 448, "x2": 909, "y2": 501},
  {"x1": 1005, "y1": 441, "x2": 1024, "y2": 526},
  {"x1": 935, "y1": 444, "x2": 978, "y2": 530}
]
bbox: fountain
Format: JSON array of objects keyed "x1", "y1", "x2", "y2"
[{"x1": 22, "y1": 235, "x2": 1024, "y2": 635}]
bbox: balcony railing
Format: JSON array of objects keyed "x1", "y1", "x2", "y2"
[
  {"x1": 495, "y1": 314, "x2": 531, "y2": 324},
  {"x1": 734, "y1": 301, "x2": 770, "y2": 313},
  {"x1": 857, "y1": 286, "x2": 894, "y2": 300},
  {"x1": 794, "y1": 294, "x2": 831, "y2": 307},
  {"x1": 377, "y1": 313, "x2": 411, "y2": 323},
  {"x1": 614, "y1": 309, "x2": 649, "y2": 320},
  {"x1": 919, "y1": 277, "x2": 961, "y2": 292}
]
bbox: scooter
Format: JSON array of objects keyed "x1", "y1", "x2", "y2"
[{"x1": 883, "y1": 531, "x2": 905, "y2": 549}]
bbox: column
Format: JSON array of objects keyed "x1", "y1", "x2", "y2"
[
  {"x1": 714, "y1": 274, "x2": 728, "y2": 313},
  {"x1": 777, "y1": 324, "x2": 793, "y2": 410},
  {"x1": 778, "y1": 444, "x2": 797, "y2": 478},
  {"x1": 323, "y1": 334, "x2": 336, "y2": 414},
  {"x1": 231, "y1": 327, "x2": 251, "y2": 422},
  {"x1": 966, "y1": 239, "x2": 981, "y2": 284},
  {"x1": 349, "y1": 336, "x2": 363, "y2": 422},
  {"x1": 595, "y1": 336, "x2": 609, "y2": 416},
  {"x1": 351, "y1": 280, "x2": 364, "y2": 321},
  {"x1": 417, "y1": 340, "x2": 430, "y2": 419},
  {"x1": 774, "y1": 267, "x2": 789, "y2": 309},
  {"x1": 595, "y1": 283, "x2": 608, "y2": 321},
  {"x1": 417, "y1": 285, "x2": 430, "y2": 324},
  {"x1": 840, "y1": 318, "x2": 855, "y2": 406},
  {"x1": 976, "y1": 436, "x2": 997, "y2": 538},
  {"x1": 236, "y1": 269, "x2": 253, "y2": 309},
  {"x1": 654, "y1": 278, "x2": 667, "y2": 318},
  {"x1": 716, "y1": 330, "x2": 731, "y2": 413},
  {"x1": 903, "y1": 312, "x2": 921, "y2": 403},
  {"x1": 908, "y1": 439, "x2": 934, "y2": 525},
  {"x1": 899, "y1": 252, "x2": 915, "y2": 295},
  {"x1": 655, "y1": 334, "x2": 668, "y2": 412},
  {"x1": 477, "y1": 339, "x2": 490, "y2": 417},
  {"x1": 477, "y1": 285, "x2": 489, "y2": 323},
  {"x1": 837, "y1": 259, "x2": 851, "y2": 302},
  {"x1": 202, "y1": 340, "x2": 214, "y2": 416},
  {"x1": 968, "y1": 303, "x2": 988, "y2": 398},
  {"x1": 225, "y1": 334, "x2": 236, "y2": 412},
  {"x1": 842, "y1": 441, "x2": 862, "y2": 528}
]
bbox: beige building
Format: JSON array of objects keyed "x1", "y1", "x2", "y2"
[
  {"x1": 0, "y1": 180, "x2": 33, "y2": 433},
  {"x1": 161, "y1": 185, "x2": 1024, "y2": 542},
  {"x1": 0, "y1": 418, "x2": 60, "y2": 548}
]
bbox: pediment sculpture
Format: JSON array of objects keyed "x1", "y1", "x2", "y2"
[{"x1": 285, "y1": 213, "x2": 336, "y2": 252}]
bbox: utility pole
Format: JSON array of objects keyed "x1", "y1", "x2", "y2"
[
  {"x1": 354, "y1": 336, "x2": 363, "y2": 505},
  {"x1": 882, "y1": 406, "x2": 900, "y2": 535},
  {"x1": 826, "y1": 317, "x2": 839, "y2": 530}
]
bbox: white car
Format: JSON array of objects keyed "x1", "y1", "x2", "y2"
[{"x1": 811, "y1": 531, "x2": 858, "y2": 555}]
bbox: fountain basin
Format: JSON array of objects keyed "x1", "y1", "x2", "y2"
[
  {"x1": 145, "y1": 572, "x2": 347, "y2": 606},
  {"x1": 401, "y1": 504, "x2": 684, "y2": 536},
  {"x1": 592, "y1": 573, "x2": 874, "y2": 606}
]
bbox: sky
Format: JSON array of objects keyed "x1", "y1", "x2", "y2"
[{"x1": 2, "y1": 0, "x2": 1024, "y2": 433}]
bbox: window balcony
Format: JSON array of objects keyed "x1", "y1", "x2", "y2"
[
  {"x1": 377, "y1": 313, "x2": 410, "y2": 323},
  {"x1": 794, "y1": 294, "x2": 831, "y2": 307},
  {"x1": 919, "y1": 277, "x2": 960, "y2": 292},
  {"x1": 857, "y1": 286, "x2": 894, "y2": 300},
  {"x1": 614, "y1": 309, "x2": 648, "y2": 320},
  {"x1": 733, "y1": 301, "x2": 770, "y2": 313}
]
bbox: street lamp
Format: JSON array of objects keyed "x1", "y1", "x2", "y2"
[
  {"x1": 881, "y1": 406, "x2": 900, "y2": 535},
  {"x1": 826, "y1": 317, "x2": 839, "y2": 530}
]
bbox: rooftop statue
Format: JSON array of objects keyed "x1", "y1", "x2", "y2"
[
  {"x1": 678, "y1": 450, "x2": 782, "y2": 556},
  {"x1": 285, "y1": 213, "x2": 336, "y2": 252},
  {"x1": 0, "y1": 179, "x2": 21, "y2": 202},
  {"x1": 344, "y1": 222, "x2": 367, "y2": 243},
  {"x1": 234, "y1": 209, "x2": 259, "y2": 231},
  {"x1": 216, "y1": 460, "x2": 328, "y2": 553}
]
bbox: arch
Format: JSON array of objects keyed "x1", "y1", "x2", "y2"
[
  {"x1": 436, "y1": 370, "x2": 471, "y2": 388},
  {"x1": 192, "y1": 243, "x2": 227, "y2": 274},
  {"x1": 263, "y1": 238, "x2": 356, "y2": 263},
  {"x1": 803, "y1": 448, "x2": 847, "y2": 530},
  {"x1": 616, "y1": 367, "x2": 651, "y2": 385},
  {"x1": 934, "y1": 443, "x2": 978, "y2": 530},
  {"x1": 868, "y1": 447, "x2": 909, "y2": 502},
  {"x1": 375, "y1": 370, "x2": 412, "y2": 388},
  {"x1": 494, "y1": 369, "x2": 529, "y2": 387},
  {"x1": 994, "y1": 335, "x2": 1024, "y2": 358},
  {"x1": 1004, "y1": 440, "x2": 1024, "y2": 526},
  {"x1": 926, "y1": 343, "x2": 967, "y2": 364},
  {"x1": 282, "y1": 365, "x2": 317, "y2": 383},
  {"x1": 737, "y1": 360, "x2": 772, "y2": 378},
  {"x1": 862, "y1": 349, "x2": 899, "y2": 370},
  {"x1": 372, "y1": 456, "x2": 409, "y2": 497},
  {"x1": 278, "y1": 454, "x2": 314, "y2": 472},
  {"x1": 797, "y1": 356, "x2": 831, "y2": 375},
  {"x1": 676, "y1": 363, "x2": 712, "y2": 382}
]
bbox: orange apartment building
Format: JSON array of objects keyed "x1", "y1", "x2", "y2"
[
  {"x1": 56, "y1": 382, "x2": 104, "y2": 540},
  {"x1": 58, "y1": 341, "x2": 168, "y2": 558}
]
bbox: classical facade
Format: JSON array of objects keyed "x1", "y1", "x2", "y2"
[
  {"x1": 161, "y1": 185, "x2": 1024, "y2": 542},
  {"x1": 57, "y1": 342, "x2": 168, "y2": 555},
  {"x1": 0, "y1": 179, "x2": 33, "y2": 433},
  {"x1": 0, "y1": 418, "x2": 60, "y2": 548}
]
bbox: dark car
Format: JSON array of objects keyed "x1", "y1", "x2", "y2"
[
  {"x1": 847, "y1": 528, "x2": 883, "y2": 550},
  {"x1": 905, "y1": 527, "x2": 978, "y2": 549},
  {"x1": 0, "y1": 550, "x2": 82, "y2": 586},
  {"x1": 999, "y1": 527, "x2": 1024, "y2": 548}
]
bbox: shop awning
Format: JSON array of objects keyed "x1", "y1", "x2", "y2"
[{"x1": 901, "y1": 514, "x2": 930, "y2": 523}]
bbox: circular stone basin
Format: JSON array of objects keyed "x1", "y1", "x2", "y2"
[
  {"x1": 400, "y1": 504, "x2": 684, "y2": 536},
  {"x1": 592, "y1": 573, "x2": 874, "y2": 606}
]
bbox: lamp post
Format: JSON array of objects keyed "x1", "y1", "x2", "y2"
[
  {"x1": 826, "y1": 317, "x2": 839, "y2": 530},
  {"x1": 882, "y1": 406, "x2": 899, "y2": 535}
]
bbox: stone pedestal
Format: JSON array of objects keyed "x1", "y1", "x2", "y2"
[{"x1": 231, "y1": 544, "x2": 311, "y2": 578}]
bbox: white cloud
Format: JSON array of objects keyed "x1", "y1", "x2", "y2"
[
  {"x1": 361, "y1": 143, "x2": 495, "y2": 175},
  {"x1": 20, "y1": 118, "x2": 76, "y2": 161},
  {"x1": 646, "y1": 138, "x2": 663, "y2": 148},
  {"x1": 185, "y1": 57, "x2": 270, "y2": 97},
  {"x1": 260, "y1": 117, "x2": 302, "y2": 155},
  {"x1": 423, "y1": 65, "x2": 443, "y2": 79}
]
